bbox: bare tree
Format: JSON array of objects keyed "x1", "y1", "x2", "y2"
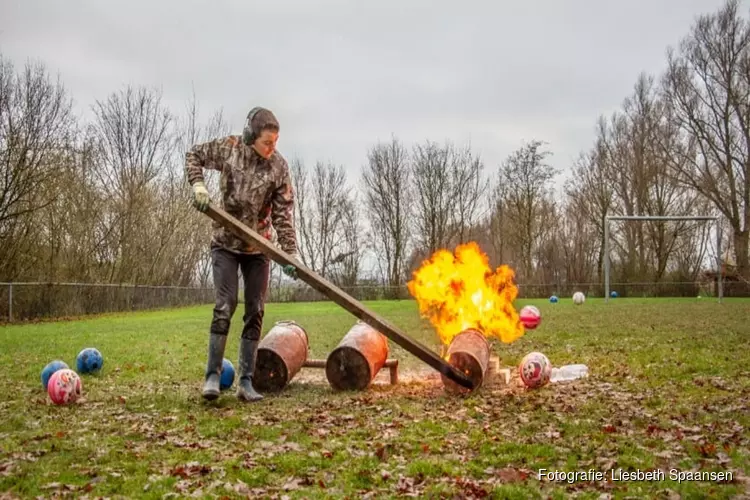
[
  {"x1": 90, "y1": 85, "x2": 175, "y2": 284},
  {"x1": 662, "y1": 0, "x2": 750, "y2": 276},
  {"x1": 594, "y1": 74, "x2": 702, "y2": 283},
  {"x1": 39, "y1": 127, "x2": 111, "y2": 282},
  {"x1": 176, "y1": 92, "x2": 230, "y2": 287},
  {"x1": 410, "y1": 139, "x2": 487, "y2": 275},
  {"x1": 497, "y1": 140, "x2": 558, "y2": 282},
  {"x1": 362, "y1": 136, "x2": 412, "y2": 288},
  {"x1": 565, "y1": 145, "x2": 615, "y2": 281},
  {"x1": 289, "y1": 157, "x2": 313, "y2": 269},
  {"x1": 451, "y1": 144, "x2": 486, "y2": 244},
  {"x1": 290, "y1": 159, "x2": 351, "y2": 277},
  {"x1": 0, "y1": 56, "x2": 73, "y2": 280},
  {"x1": 312, "y1": 161, "x2": 350, "y2": 276},
  {"x1": 557, "y1": 193, "x2": 599, "y2": 286},
  {"x1": 411, "y1": 140, "x2": 453, "y2": 254},
  {"x1": 486, "y1": 179, "x2": 508, "y2": 266},
  {"x1": 335, "y1": 195, "x2": 362, "y2": 287}
]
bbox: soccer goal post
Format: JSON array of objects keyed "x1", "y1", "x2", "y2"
[{"x1": 603, "y1": 215, "x2": 722, "y2": 303}]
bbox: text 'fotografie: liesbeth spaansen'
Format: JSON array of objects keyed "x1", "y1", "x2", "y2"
[{"x1": 538, "y1": 468, "x2": 733, "y2": 484}]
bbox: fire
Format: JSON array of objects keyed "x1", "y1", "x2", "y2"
[{"x1": 407, "y1": 242, "x2": 523, "y2": 346}]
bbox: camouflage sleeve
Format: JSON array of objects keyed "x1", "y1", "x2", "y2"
[
  {"x1": 185, "y1": 138, "x2": 227, "y2": 185},
  {"x1": 271, "y1": 163, "x2": 298, "y2": 255}
]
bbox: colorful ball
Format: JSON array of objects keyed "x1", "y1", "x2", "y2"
[
  {"x1": 41, "y1": 360, "x2": 69, "y2": 390},
  {"x1": 610, "y1": 291, "x2": 618, "y2": 298},
  {"x1": 519, "y1": 305, "x2": 541, "y2": 329},
  {"x1": 519, "y1": 352, "x2": 552, "y2": 388},
  {"x1": 549, "y1": 295, "x2": 559, "y2": 303},
  {"x1": 76, "y1": 348, "x2": 103, "y2": 374},
  {"x1": 573, "y1": 292, "x2": 585, "y2": 305},
  {"x1": 47, "y1": 369, "x2": 82, "y2": 405},
  {"x1": 220, "y1": 358, "x2": 235, "y2": 391}
]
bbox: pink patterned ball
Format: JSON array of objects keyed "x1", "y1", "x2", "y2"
[
  {"x1": 519, "y1": 352, "x2": 552, "y2": 388},
  {"x1": 47, "y1": 369, "x2": 82, "y2": 405},
  {"x1": 519, "y1": 305, "x2": 541, "y2": 329}
]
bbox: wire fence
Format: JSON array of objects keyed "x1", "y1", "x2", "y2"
[
  {"x1": 0, "y1": 279, "x2": 747, "y2": 323},
  {"x1": 0, "y1": 282, "x2": 215, "y2": 323}
]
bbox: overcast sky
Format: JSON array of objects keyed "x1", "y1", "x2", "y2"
[{"x1": 0, "y1": 0, "x2": 739, "y2": 190}]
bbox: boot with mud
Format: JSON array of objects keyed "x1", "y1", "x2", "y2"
[
  {"x1": 202, "y1": 333, "x2": 227, "y2": 400},
  {"x1": 236, "y1": 338, "x2": 264, "y2": 402}
]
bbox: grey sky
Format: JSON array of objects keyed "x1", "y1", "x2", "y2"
[{"x1": 0, "y1": 0, "x2": 737, "y2": 191}]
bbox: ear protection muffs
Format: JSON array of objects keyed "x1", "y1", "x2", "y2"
[{"x1": 242, "y1": 107, "x2": 262, "y2": 145}]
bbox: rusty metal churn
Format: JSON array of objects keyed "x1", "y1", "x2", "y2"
[
  {"x1": 253, "y1": 320, "x2": 309, "y2": 392},
  {"x1": 325, "y1": 321, "x2": 389, "y2": 391},
  {"x1": 440, "y1": 328, "x2": 490, "y2": 394}
]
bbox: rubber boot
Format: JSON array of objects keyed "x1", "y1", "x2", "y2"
[
  {"x1": 236, "y1": 338, "x2": 263, "y2": 402},
  {"x1": 202, "y1": 333, "x2": 227, "y2": 400}
]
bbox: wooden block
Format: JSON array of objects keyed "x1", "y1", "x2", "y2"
[
  {"x1": 487, "y1": 356, "x2": 501, "y2": 373},
  {"x1": 494, "y1": 368, "x2": 511, "y2": 386}
]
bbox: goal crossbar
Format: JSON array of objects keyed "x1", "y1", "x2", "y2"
[{"x1": 604, "y1": 215, "x2": 722, "y2": 303}]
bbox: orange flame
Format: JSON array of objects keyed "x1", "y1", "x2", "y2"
[{"x1": 407, "y1": 242, "x2": 523, "y2": 346}]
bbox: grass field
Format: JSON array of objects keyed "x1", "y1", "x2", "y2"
[{"x1": 1, "y1": 297, "x2": 749, "y2": 499}]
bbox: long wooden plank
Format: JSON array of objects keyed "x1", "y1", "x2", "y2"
[{"x1": 204, "y1": 203, "x2": 475, "y2": 390}]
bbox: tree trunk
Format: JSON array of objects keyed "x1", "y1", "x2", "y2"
[{"x1": 733, "y1": 228, "x2": 749, "y2": 278}]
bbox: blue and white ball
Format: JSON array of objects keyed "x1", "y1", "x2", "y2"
[
  {"x1": 76, "y1": 348, "x2": 103, "y2": 374},
  {"x1": 41, "y1": 360, "x2": 69, "y2": 390},
  {"x1": 549, "y1": 295, "x2": 559, "y2": 304},
  {"x1": 220, "y1": 358, "x2": 235, "y2": 391}
]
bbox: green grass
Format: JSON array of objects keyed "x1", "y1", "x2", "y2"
[{"x1": 1, "y1": 297, "x2": 749, "y2": 498}]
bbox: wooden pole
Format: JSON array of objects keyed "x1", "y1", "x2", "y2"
[{"x1": 204, "y1": 203, "x2": 474, "y2": 390}]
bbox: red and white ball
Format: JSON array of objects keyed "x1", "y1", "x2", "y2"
[
  {"x1": 519, "y1": 352, "x2": 552, "y2": 389},
  {"x1": 47, "y1": 369, "x2": 82, "y2": 405},
  {"x1": 519, "y1": 305, "x2": 541, "y2": 329}
]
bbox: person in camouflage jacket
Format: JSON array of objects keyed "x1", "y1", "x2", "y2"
[{"x1": 185, "y1": 106, "x2": 298, "y2": 402}]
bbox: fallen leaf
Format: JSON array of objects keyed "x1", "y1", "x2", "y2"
[
  {"x1": 662, "y1": 488, "x2": 682, "y2": 500},
  {"x1": 170, "y1": 462, "x2": 212, "y2": 478},
  {"x1": 646, "y1": 424, "x2": 664, "y2": 435},
  {"x1": 174, "y1": 479, "x2": 192, "y2": 492},
  {"x1": 497, "y1": 467, "x2": 529, "y2": 483},
  {"x1": 696, "y1": 442, "x2": 717, "y2": 457},
  {"x1": 375, "y1": 444, "x2": 389, "y2": 461},
  {"x1": 282, "y1": 477, "x2": 303, "y2": 491},
  {"x1": 544, "y1": 430, "x2": 561, "y2": 439}
]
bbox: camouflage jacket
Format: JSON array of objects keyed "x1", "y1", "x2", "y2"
[{"x1": 185, "y1": 135, "x2": 297, "y2": 256}]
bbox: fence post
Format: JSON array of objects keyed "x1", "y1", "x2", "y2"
[
  {"x1": 716, "y1": 218, "x2": 723, "y2": 303},
  {"x1": 604, "y1": 216, "x2": 610, "y2": 303},
  {"x1": 8, "y1": 283, "x2": 13, "y2": 322}
]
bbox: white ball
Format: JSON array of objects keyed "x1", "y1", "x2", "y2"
[{"x1": 572, "y1": 291, "x2": 585, "y2": 305}]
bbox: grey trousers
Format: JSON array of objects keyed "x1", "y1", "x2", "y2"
[{"x1": 210, "y1": 247, "x2": 270, "y2": 340}]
